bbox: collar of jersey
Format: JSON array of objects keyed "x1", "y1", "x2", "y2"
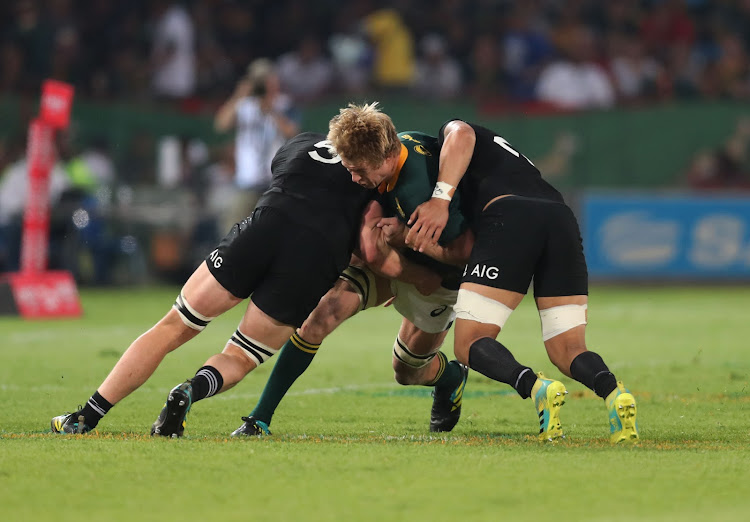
[{"x1": 378, "y1": 144, "x2": 409, "y2": 194}]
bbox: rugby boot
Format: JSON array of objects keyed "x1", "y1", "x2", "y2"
[
  {"x1": 231, "y1": 416, "x2": 272, "y2": 437},
  {"x1": 151, "y1": 381, "x2": 193, "y2": 438},
  {"x1": 51, "y1": 409, "x2": 92, "y2": 434},
  {"x1": 606, "y1": 381, "x2": 639, "y2": 444},
  {"x1": 531, "y1": 372, "x2": 567, "y2": 442},
  {"x1": 430, "y1": 362, "x2": 469, "y2": 432}
]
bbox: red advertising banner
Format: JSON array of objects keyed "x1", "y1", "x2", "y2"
[
  {"x1": 39, "y1": 80, "x2": 75, "y2": 129},
  {"x1": 2, "y1": 271, "x2": 82, "y2": 318}
]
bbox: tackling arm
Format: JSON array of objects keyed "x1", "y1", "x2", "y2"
[
  {"x1": 358, "y1": 200, "x2": 441, "y2": 296},
  {"x1": 378, "y1": 217, "x2": 474, "y2": 267},
  {"x1": 406, "y1": 121, "x2": 476, "y2": 251}
]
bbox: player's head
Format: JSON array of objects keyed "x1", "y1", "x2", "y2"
[{"x1": 328, "y1": 102, "x2": 401, "y2": 189}]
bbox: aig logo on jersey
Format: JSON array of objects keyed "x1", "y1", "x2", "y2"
[
  {"x1": 209, "y1": 249, "x2": 223, "y2": 269},
  {"x1": 464, "y1": 263, "x2": 499, "y2": 280}
]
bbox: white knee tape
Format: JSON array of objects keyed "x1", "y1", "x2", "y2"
[
  {"x1": 173, "y1": 292, "x2": 216, "y2": 331},
  {"x1": 392, "y1": 336, "x2": 437, "y2": 368},
  {"x1": 454, "y1": 289, "x2": 513, "y2": 328},
  {"x1": 538, "y1": 304, "x2": 587, "y2": 341},
  {"x1": 228, "y1": 328, "x2": 279, "y2": 366}
]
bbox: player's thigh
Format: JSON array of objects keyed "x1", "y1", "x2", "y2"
[
  {"x1": 251, "y1": 224, "x2": 347, "y2": 330},
  {"x1": 389, "y1": 279, "x2": 457, "y2": 334},
  {"x1": 236, "y1": 299, "x2": 297, "y2": 351},
  {"x1": 532, "y1": 203, "x2": 589, "y2": 298},
  {"x1": 396, "y1": 317, "x2": 448, "y2": 356},
  {"x1": 339, "y1": 263, "x2": 395, "y2": 310},
  {"x1": 463, "y1": 197, "x2": 546, "y2": 294},
  {"x1": 180, "y1": 262, "x2": 244, "y2": 318},
  {"x1": 205, "y1": 206, "x2": 286, "y2": 302},
  {"x1": 298, "y1": 277, "x2": 366, "y2": 343}
]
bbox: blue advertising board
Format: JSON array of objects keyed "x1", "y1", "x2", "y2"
[{"x1": 581, "y1": 193, "x2": 750, "y2": 279}]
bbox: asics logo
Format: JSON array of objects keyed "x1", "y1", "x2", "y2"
[{"x1": 430, "y1": 305, "x2": 449, "y2": 317}]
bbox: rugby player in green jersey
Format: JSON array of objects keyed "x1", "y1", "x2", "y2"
[{"x1": 232, "y1": 124, "x2": 474, "y2": 437}]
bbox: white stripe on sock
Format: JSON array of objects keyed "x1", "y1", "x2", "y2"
[{"x1": 515, "y1": 368, "x2": 532, "y2": 390}]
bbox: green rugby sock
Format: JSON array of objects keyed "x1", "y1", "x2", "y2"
[
  {"x1": 427, "y1": 352, "x2": 463, "y2": 394},
  {"x1": 250, "y1": 333, "x2": 319, "y2": 425}
]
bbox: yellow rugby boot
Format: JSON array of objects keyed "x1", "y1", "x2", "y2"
[
  {"x1": 606, "y1": 382, "x2": 639, "y2": 444},
  {"x1": 531, "y1": 372, "x2": 568, "y2": 442}
]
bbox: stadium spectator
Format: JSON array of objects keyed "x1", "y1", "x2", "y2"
[
  {"x1": 501, "y1": 3, "x2": 554, "y2": 101},
  {"x1": 361, "y1": 8, "x2": 416, "y2": 93},
  {"x1": 608, "y1": 31, "x2": 664, "y2": 104},
  {"x1": 413, "y1": 34, "x2": 463, "y2": 100},
  {"x1": 276, "y1": 33, "x2": 335, "y2": 105},
  {"x1": 469, "y1": 33, "x2": 503, "y2": 100},
  {"x1": 149, "y1": 0, "x2": 196, "y2": 100},
  {"x1": 213, "y1": 58, "x2": 300, "y2": 236},
  {"x1": 536, "y1": 25, "x2": 615, "y2": 110}
]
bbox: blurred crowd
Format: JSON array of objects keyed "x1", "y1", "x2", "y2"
[
  {"x1": 3, "y1": 0, "x2": 750, "y2": 284},
  {"x1": 2, "y1": 0, "x2": 750, "y2": 110}
]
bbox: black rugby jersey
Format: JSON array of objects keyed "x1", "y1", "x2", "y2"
[
  {"x1": 438, "y1": 120, "x2": 564, "y2": 223},
  {"x1": 256, "y1": 132, "x2": 375, "y2": 256}
]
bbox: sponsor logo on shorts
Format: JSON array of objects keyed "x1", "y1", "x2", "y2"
[
  {"x1": 430, "y1": 304, "x2": 449, "y2": 317},
  {"x1": 464, "y1": 263, "x2": 499, "y2": 280},
  {"x1": 209, "y1": 249, "x2": 223, "y2": 269}
]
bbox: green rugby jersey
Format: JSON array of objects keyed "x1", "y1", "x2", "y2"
[
  {"x1": 378, "y1": 131, "x2": 467, "y2": 245},
  {"x1": 377, "y1": 131, "x2": 468, "y2": 287}
]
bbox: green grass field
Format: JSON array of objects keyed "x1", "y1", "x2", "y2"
[{"x1": 1, "y1": 285, "x2": 749, "y2": 521}]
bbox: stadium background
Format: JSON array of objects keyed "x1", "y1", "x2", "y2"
[
  {"x1": 2, "y1": 0, "x2": 750, "y2": 284},
  {"x1": 2, "y1": 2, "x2": 750, "y2": 521}
]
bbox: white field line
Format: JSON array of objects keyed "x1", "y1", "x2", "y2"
[{"x1": 0, "y1": 382, "x2": 399, "y2": 398}]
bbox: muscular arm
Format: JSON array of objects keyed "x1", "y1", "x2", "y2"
[
  {"x1": 378, "y1": 216, "x2": 474, "y2": 267},
  {"x1": 416, "y1": 227, "x2": 474, "y2": 267},
  {"x1": 406, "y1": 121, "x2": 476, "y2": 251},
  {"x1": 358, "y1": 200, "x2": 441, "y2": 295}
]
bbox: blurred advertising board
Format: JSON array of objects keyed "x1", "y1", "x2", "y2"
[{"x1": 581, "y1": 193, "x2": 750, "y2": 280}]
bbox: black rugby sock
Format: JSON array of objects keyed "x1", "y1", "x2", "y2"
[
  {"x1": 569, "y1": 351, "x2": 617, "y2": 399},
  {"x1": 190, "y1": 366, "x2": 224, "y2": 402},
  {"x1": 468, "y1": 337, "x2": 536, "y2": 399},
  {"x1": 80, "y1": 390, "x2": 113, "y2": 428}
]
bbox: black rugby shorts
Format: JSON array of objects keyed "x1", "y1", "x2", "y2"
[
  {"x1": 205, "y1": 206, "x2": 344, "y2": 327},
  {"x1": 461, "y1": 196, "x2": 588, "y2": 297}
]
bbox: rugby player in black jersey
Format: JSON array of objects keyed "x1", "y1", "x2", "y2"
[
  {"x1": 50, "y1": 107, "x2": 402, "y2": 436},
  {"x1": 232, "y1": 121, "x2": 475, "y2": 438},
  {"x1": 403, "y1": 120, "x2": 639, "y2": 444}
]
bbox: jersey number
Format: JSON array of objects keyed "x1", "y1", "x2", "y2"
[
  {"x1": 493, "y1": 136, "x2": 535, "y2": 167},
  {"x1": 308, "y1": 140, "x2": 342, "y2": 164}
]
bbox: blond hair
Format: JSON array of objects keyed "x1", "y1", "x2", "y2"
[{"x1": 327, "y1": 102, "x2": 400, "y2": 167}]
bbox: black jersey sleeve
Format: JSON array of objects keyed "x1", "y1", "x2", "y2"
[{"x1": 436, "y1": 119, "x2": 564, "y2": 219}]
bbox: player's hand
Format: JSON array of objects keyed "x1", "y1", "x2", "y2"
[
  {"x1": 376, "y1": 217, "x2": 407, "y2": 249},
  {"x1": 414, "y1": 272, "x2": 442, "y2": 296},
  {"x1": 406, "y1": 199, "x2": 450, "y2": 252}
]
